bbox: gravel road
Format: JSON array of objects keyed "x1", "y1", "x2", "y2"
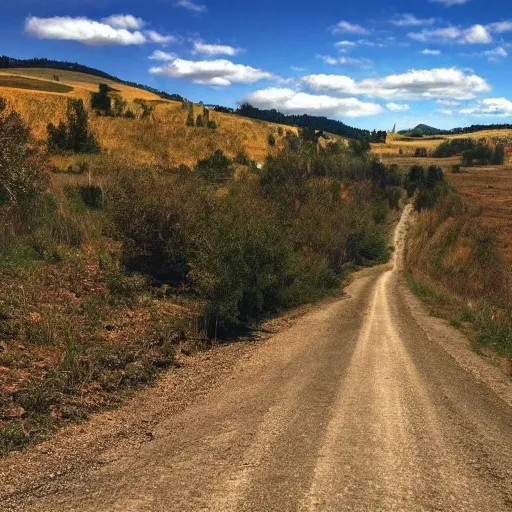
[{"x1": 2, "y1": 205, "x2": 512, "y2": 511}]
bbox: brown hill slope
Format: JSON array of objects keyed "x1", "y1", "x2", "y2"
[{"x1": 0, "y1": 68, "x2": 295, "y2": 167}]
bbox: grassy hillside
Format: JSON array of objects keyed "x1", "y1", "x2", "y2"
[{"x1": 0, "y1": 68, "x2": 297, "y2": 167}]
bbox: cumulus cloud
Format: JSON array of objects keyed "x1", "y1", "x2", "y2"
[
  {"x1": 175, "y1": 0, "x2": 207, "y2": 13},
  {"x1": 25, "y1": 16, "x2": 147, "y2": 45},
  {"x1": 192, "y1": 41, "x2": 241, "y2": 56},
  {"x1": 300, "y1": 68, "x2": 491, "y2": 100},
  {"x1": 391, "y1": 14, "x2": 435, "y2": 27},
  {"x1": 149, "y1": 58, "x2": 273, "y2": 86},
  {"x1": 149, "y1": 50, "x2": 177, "y2": 61},
  {"x1": 332, "y1": 21, "x2": 370, "y2": 35},
  {"x1": 421, "y1": 49, "x2": 441, "y2": 55},
  {"x1": 436, "y1": 109, "x2": 453, "y2": 115},
  {"x1": 460, "y1": 98, "x2": 512, "y2": 116},
  {"x1": 102, "y1": 14, "x2": 145, "y2": 30},
  {"x1": 241, "y1": 88, "x2": 383, "y2": 118},
  {"x1": 146, "y1": 30, "x2": 177, "y2": 44},
  {"x1": 409, "y1": 24, "x2": 492, "y2": 44},
  {"x1": 386, "y1": 102, "x2": 410, "y2": 112}
]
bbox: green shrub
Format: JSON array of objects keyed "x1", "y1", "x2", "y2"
[
  {"x1": 414, "y1": 147, "x2": 427, "y2": 157},
  {"x1": 196, "y1": 150, "x2": 234, "y2": 184},
  {"x1": 492, "y1": 144, "x2": 505, "y2": 165},
  {"x1": 403, "y1": 165, "x2": 425, "y2": 197},
  {"x1": 234, "y1": 151, "x2": 251, "y2": 166},
  {"x1": 461, "y1": 143, "x2": 493, "y2": 166},
  {"x1": 47, "y1": 99, "x2": 100, "y2": 154},
  {"x1": 432, "y1": 138, "x2": 475, "y2": 158},
  {"x1": 0, "y1": 98, "x2": 48, "y2": 205}
]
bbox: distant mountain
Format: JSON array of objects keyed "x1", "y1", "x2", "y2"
[
  {"x1": 398, "y1": 124, "x2": 446, "y2": 137},
  {"x1": 399, "y1": 122, "x2": 512, "y2": 138}
]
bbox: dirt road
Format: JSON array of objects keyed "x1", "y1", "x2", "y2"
[{"x1": 3, "y1": 206, "x2": 512, "y2": 511}]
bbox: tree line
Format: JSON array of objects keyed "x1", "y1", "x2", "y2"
[{"x1": 235, "y1": 103, "x2": 387, "y2": 142}]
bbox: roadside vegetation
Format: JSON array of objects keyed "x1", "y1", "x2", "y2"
[
  {"x1": 0, "y1": 96, "x2": 402, "y2": 455},
  {"x1": 406, "y1": 191, "x2": 512, "y2": 365}
]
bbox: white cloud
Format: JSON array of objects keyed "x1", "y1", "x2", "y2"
[
  {"x1": 300, "y1": 68, "x2": 491, "y2": 101},
  {"x1": 149, "y1": 58, "x2": 273, "y2": 86},
  {"x1": 332, "y1": 21, "x2": 370, "y2": 35},
  {"x1": 386, "y1": 102, "x2": 410, "y2": 112},
  {"x1": 437, "y1": 99, "x2": 460, "y2": 105},
  {"x1": 318, "y1": 55, "x2": 372, "y2": 67},
  {"x1": 436, "y1": 109, "x2": 454, "y2": 115},
  {"x1": 421, "y1": 49, "x2": 441, "y2": 55},
  {"x1": 430, "y1": 0, "x2": 470, "y2": 5},
  {"x1": 409, "y1": 24, "x2": 492, "y2": 44},
  {"x1": 175, "y1": 0, "x2": 207, "y2": 13},
  {"x1": 484, "y1": 46, "x2": 508, "y2": 60},
  {"x1": 149, "y1": 50, "x2": 177, "y2": 61},
  {"x1": 291, "y1": 66, "x2": 306, "y2": 72},
  {"x1": 146, "y1": 30, "x2": 177, "y2": 44},
  {"x1": 25, "y1": 16, "x2": 147, "y2": 45},
  {"x1": 102, "y1": 14, "x2": 145, "y2": 30},
  {"x1": 462, "y1": 46, "x2": 508, "y2": 62},
  {"x1": 192, "y1": 41, "x2": 241, "y2": 56},
  {"x1": 241, "y1": 88, "x2": 383, "y2": 118},
  {"x1": 460, "y1": 98, "x2": 512, "y2": 116},
  {"x1": 487, "y1": 21, "x2": 512, "y2": 34},
  {"x1": 392, "y1": 14, "x2": 435, "y2": 27},
  {"x1": 335, "y1": 40, "x2": 357, "y2": 47}
]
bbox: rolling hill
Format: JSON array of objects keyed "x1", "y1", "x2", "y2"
[
  {"x1": 398, "y1": 124, "x2": 446, "y2": 137},
  {"x1": 0, "y1": 67, "x2": 299, "y2": 167}
]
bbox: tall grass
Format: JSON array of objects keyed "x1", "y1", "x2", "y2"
[{"x1": 406, "y1": 192, "x2": 512, "y2": 361}]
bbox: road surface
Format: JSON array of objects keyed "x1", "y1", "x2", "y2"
[{"x1": 3, "y1": 206, "x2": 512, "y2": 511}]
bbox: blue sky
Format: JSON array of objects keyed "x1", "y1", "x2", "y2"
[{"x1": 2, "y1": 0, "x2": 512, "y2": 130}]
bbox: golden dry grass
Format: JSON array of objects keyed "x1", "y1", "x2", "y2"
[
  {"x1": 0, "y1": 68, "x2": 297, "y2": 167},
  {"x1": 0, "y1": 68, "x2": 159, "y2": 100},
  {"x1": 374, "y1": 130, "x2": 512, "y2": 158},
  {"x1": 383, "y1": 149, "x2": 512, "y2": 267}
]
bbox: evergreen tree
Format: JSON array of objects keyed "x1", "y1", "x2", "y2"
[
  {"x1": 91, "y1": 83, "x2": 112, "y2": 115},
  {"x1": 186, "y1": 103, "x2": 195, "y2": 127},
  {"x1": 492, "y1": 144, "x2": 505, "y2": 165},
  {"x1": 47, "y1": 99, "x2": 99, "y2": 153}
]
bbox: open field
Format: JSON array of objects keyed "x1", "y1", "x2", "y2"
[{"x1": 383, "y1": 150, "x2": 512, "y2": 267}]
